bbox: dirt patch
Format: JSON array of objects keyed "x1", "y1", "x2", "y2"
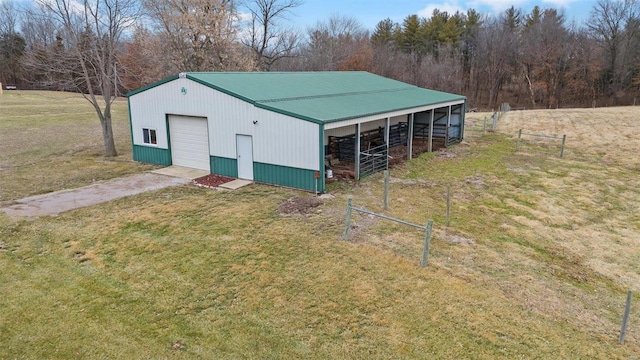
[
  {"x1": 193, "y1": 174, "x2": 235, "y2": 189},
  {"x1": 464, "y1": 175, "x2": 485, "y2": 188},
  {"x1": 279, "y1": 196, "x2": 323, "y2": 216},
  {"x1": 171, "y1": 342, "x2": 186, "y2": 350},
  {"x1": 436, "y1": 148, "x2": 457, "y2": 158},
  {"x1": 388, "y1": 146, "x2": 408, "y2": 166}
]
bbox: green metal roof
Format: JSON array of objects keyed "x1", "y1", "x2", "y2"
[{"x1": 129, "y1": 71, "x2": 466, "y2": 124}]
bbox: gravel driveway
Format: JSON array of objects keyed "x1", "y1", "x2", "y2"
[{"x1": 1, "y1": 172, "x2": 191, "y2": 219}]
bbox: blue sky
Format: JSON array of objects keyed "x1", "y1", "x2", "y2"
[
  {"x1": 6, "y1": 0, "x2": 597, "y2": 32},
  {"x1": 285, "y1": 0, "x2": 598, "y2": 31}
]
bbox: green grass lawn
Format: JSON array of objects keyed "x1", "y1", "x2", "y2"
[
  {"x1": 1, "y1": 93, "x2": 639, "y2": 358},
  {"x1": 0, "y1": 91, "x2": 157, "y2": 202}
]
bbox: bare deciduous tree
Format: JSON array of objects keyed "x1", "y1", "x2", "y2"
[
  {"x1": 21, "y1": 4, "x2": 59, "y2": 52},
  {"x1": 36, "y1": 0, "x2": 141, "y2": 157},
  {"x1": 0, "y1": 0, "x2": 26, "y2": 85},
  {"x1": 566, "y1": 30, "x2": 602, "y2": 106},
  {"x1": 472, "y1": 17, "x2": 517, "y2": 109},
  {"x1": 9, "y1": 1, "x2": 640, "y2": 111},
  {"x1": 22, "y1": 4, "x2": 70, "y2": 90},
  {"x1": 119, "y1": 26, "x2": 173, "y2": 90},
  {"x1": 144, "y1": 0, "x2": 255, "y2": 72},
  {"x1": 520, "y1": 8, "x2": 570, "y2": 108},
  {"x1": 304, "y1": 14, "x2": 369, "y2": 71},
  {"x1": 0, "y1": 0, "x2": 19, "y2": 36},
  {"x1": 242, "y1": 0, "x2": 302, "y2": 70},
  {"x1": 587, "y1": 0, "x2": 640, "y2": 99}
]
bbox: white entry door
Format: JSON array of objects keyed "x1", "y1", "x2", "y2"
[{"x1": 236, "y1": 134, "x2": 254, "y2": 180}]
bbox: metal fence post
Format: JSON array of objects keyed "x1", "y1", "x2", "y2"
[
  {"x1": 383, "y1": 170, "x2": 389, "y2": 210},
  {"x1": 343, "y1": 198, "x2": 353, "y2": 240},
  {"x1": 446, "y1": 184, "x2": 451, "y2": 227},
  {"x1": 420, "y1": 220, "x2": 434, "y2": 267},
  {"x1": 483, "y1": 116, "x2": 487, "y2": 135},
  {"x1": 560, "y1": 135, "x2": 567, "y2": 158},
  {"x1": 619, "y1": 290, "x2": 633, "y2": 344}
]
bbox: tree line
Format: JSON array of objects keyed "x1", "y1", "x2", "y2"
[{"x1": 1, "y1": 0, "x2": 639, "y2": 116}]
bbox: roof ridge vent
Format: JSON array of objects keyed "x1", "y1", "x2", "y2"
[{"x1": 256, "y1": 87, "x2": 413, "y2": 103}]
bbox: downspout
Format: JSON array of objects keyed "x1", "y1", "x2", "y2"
[
  {"x1": 407, "y1": 113, "x2": 414, "y2": 159},
  {"x1": 428, "y1": 109, "x2": 434, "y2": 153},
  {"x1": 461, "y1": 101, "x2": 466, "y2": 140},
  {"x1": 319, "y1": 123, "x2": 326, "y2": 193},
  {"x1": 385, "y1": 117, "x2": 390, "y2": 169},
  {"x1": 355, "y1": 123, "x2": 361, "y2": 181},
  {"x1": 446, "y1": 105, "x2": 452, "y2": 147}
]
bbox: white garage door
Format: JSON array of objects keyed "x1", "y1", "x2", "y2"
[{"x1": 169, "y1": 115, "x2": 210, "y2": 171}]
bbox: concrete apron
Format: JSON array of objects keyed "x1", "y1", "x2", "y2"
[
  {"x1": 151, "y1": 165, "x2": 209, "y2": 180},
  {"x1": 153, "y1": 166, "x2": 253, "y2": 190},
  {"x1": 1, "y1": 172, "x2": 191, "y2": 219},
  {"x1": 218, "y1": 179, "x2": 253, "y2": 190}
]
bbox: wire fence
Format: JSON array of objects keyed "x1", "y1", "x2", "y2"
[
  {"x1": 465, "y1": 102, "x2": 511, "y2": 134},
  {"x1": 515, "y1": 129, "x2": 567, "y2": 158},
  {"x1": 343, "y1": 198, "x2": 434, "y2": 267}
]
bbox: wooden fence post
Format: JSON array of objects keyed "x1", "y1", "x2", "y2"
[
  {"x1": 516, "y1": 129, "x2": 522, "y2": 151},
  {"x1": 483, "y1": 116, "x2": 487, "y2": 135}
]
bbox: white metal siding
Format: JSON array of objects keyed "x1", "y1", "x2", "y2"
[
  {"x1": 129, "y1": 78, "x2": 320, "y2": 171},
  {"x1": 169, "y1": 115, "x2": 210, "y2": 170}
]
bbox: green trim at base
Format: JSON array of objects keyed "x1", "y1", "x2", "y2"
[
  {"x1": 133, "y1": 145, "x2": 171, "y2": 166},
  {"x1": 254, "y1": 162, "x2": 319, "y2": 192},
  {"x1": 211, "y1": 156, "x2": 238, "y2": 177},
  {"x1": 212, "y1": 156, "x2": 320, "y2": 192}
]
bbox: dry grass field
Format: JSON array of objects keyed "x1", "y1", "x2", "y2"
[
  {"x1": 339, "y1": 106, "x2": 640, "y2": 358},
  {"x1": 1, "y1": 92, "x2": 639, "y2": 358},
  {"x1": 494, "y1": 107, "x2": 640, "y2": 289}
]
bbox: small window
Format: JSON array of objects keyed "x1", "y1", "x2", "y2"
[{"x1": 143, "y1": 128, "x2": 157, "y2": 145}]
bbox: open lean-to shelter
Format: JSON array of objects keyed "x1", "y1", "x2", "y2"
[{"x1": 127, "y1": 71, "x2": 466, "y2": 193}]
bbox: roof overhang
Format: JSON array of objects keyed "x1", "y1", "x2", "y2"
[{"x1": 324, "y1": 99, "x2": 466, "y2": 130}]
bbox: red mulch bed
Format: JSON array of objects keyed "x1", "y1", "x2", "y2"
[{"x1": 193, "y1": 174, "x2": 235, "y2": 189}]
